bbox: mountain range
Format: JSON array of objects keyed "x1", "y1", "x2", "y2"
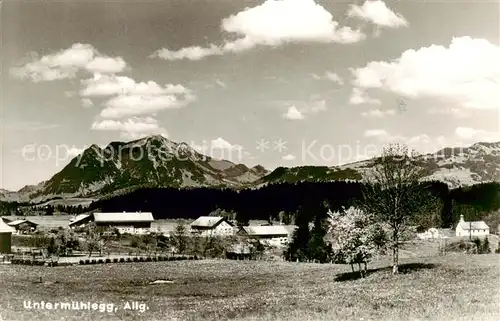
[{"x1": 1, "y1": 135, "x2": 499, "y2": 204}]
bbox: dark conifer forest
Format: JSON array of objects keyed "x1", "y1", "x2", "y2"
[{"x1": 2, "y1": 181, "x2": 499, "y2": 229}]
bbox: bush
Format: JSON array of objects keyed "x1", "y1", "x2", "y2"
[
  {"x1": 105, "y1": 258, "x2": 112, "y2": 263},
  {"x1": 85, "y1": 259, "x2": 90, "y2": 264},
  {"x1": 139, "y1": 257, "x2": 145, "y2": 262},
  {"x1": 91, "y1": 259, "x2": 97, "y2": 264},
  {"x1": 145, "y1": 257, "x2": 152, "y2": 262},
  {"x1": 481, "y1": 237, "x2": 490, "y2": 254},
  {"x1": 98, "y1": 259, "x2": 104, "y2": 264},
  {"x1": 133, "y1": 257, "x2": 139, "y2": 262},
  {"x1": 79, "y1": 260, "x2": 85, "y2": 265},
  {"x1": 119, "y1": 258, "x2": 125, "y2": 263},
  {"x1": 113, "y1": 258, "x2": 119, "y2": 263},
  {"x1": 126, "y1": 257, "x2": 132, "y2": 262}
]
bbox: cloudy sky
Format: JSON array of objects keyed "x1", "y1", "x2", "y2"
[{"x1": 1, "y1": 0, "x2": 499, "y2": 190}]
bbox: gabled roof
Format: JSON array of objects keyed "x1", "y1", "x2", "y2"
[
  {"x1": 69, "y1": 214, "x2": 92, "y2": 227},
  {"x1": 242, "y1": 225, "x2": 291, "y2": 236},
  {"x1": 458, "y1": 221, "x2": 489, "y2": 230},
  {"x1": 7, "y1": 219, "x2": 38, "y2": 226},
  {"x1": 190, "y1": 216, "x2": 231, "y2": 228},
  {"x1": 93, "y1": 212, "x2": 154, "y2": 223},
  {"x1": 0, "y1": 218, "x2": 15, "y2": 233},
  {"x1": 70, "y1": 214, "x2": 90, "y2": 222}
]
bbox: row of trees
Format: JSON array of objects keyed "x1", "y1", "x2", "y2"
[{"x1": 24, "y1": 221, "x2": 264, "y2": 260}]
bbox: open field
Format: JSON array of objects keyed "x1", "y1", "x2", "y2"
[{"x1": 0, "y1": 253, "x2": 499, "y2": 321}]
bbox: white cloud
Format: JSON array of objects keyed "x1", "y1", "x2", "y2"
[
  {"x1": 282, "y1": 154, "x2": 296, "y2": 161},
  {"x1": 454, "y1": 127, "x2": 500, "y2": 142},
  {"x1": 361, "y1": 109, "x2": 396, "y2": 117},
  {"x1": 283, "y1": 106, "x2": 305, "y2": 120},
  {"x1": 348, "y1": 0, "x2": 408, "y2": 28},
  {"x1": 364, "y1": 129, "x2": 390, "y2": 138},
  {"x1": 349, "y1": 88, "x2": 381, "y2": 105},
  {"x1": 153, "y1": 44, "x2": 223, "y2": 61},
  {"x1": 427, "y1": 107, "x2": 470, "y2": 119},
  {"x1": 81, "y1": 98, "x2": 94, "y2": 108},
  {"x1": 350, "y1": 37, "x2": 500, "y2": 110},
  {"x1": 325, "y1": 71, "x2": 344, "y2": 85},
  {"x1": 80, "y1": 74, "x2": 189, "y2": 97},
  {"x1": 308, "y1": 100, "x2": 327, "y2": 114},
  {"x1": 211, "y1": 137, "x2": 242, "y2": 150},
  {"x1": 91, "y1": 117, "x2": 168, "y2": 140},
  {"x1": 364, "y1": 130, "x2": 450, "y2": 154},
  {"x1": 100, "y1": 93, "x2": 195, "y2": 119},
  {"x1": 79, "y1": 74, "x2": 195, "y2": 119},
  {"x1": 215, "y1": 79, "x2": 227, "y2": 88},
  {"x1": 10, "y1": 43, "x2": 127, "y2": 82},
  {"x1": 152, "y1": 0, "x2": 365, "y2": 61}
]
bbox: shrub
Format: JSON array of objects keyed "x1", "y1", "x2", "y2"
[
  {"x1": 91, "y1": 259, "x2": 97, "y2": 264},
  {"x1": 85, "y1": 259, "x2": 90, "y2": 264},
  {"x1": 139, "y1": 257, "x2": 145, "y2": 262},
  {"x1": 98, "y1": 259, "x2": 104, "y2": 264},
  {"x1": 105, "y1": 258, "x2": 112, "y2": 263},
  {"x1": 481, "y1": 237, "x2": 490, "y2": 254},
  {"x1": 119, "y1": 258, "x2": 125, "y2": 263},
  {"x1": 146, "y1": 257, "x2": 152, "y2": 262},
  {"x1": 126, "y1": 257, "x2": 132, "y2": 262},
  {"x1": 133, "y1": 257, "x2": 139, "y2": 262},
  {"x1": 79, "y1": 260, "x2": 85, "y2": 265},
  {"x1": 113, "y1": 258, "x2": 119, "y2": 263}
]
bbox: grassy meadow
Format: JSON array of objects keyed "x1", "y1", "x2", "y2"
[{"x1": 1, "y1": 252, "x2": 499, "y2": 321}]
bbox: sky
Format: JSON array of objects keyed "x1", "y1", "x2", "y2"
[{"x1": 1, "y1": 0, "x2": 499, "y2": 191}]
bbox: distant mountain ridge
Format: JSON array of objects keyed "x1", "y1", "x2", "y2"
[
  {"x1": 2, "y1": 138, "x2": 499, "y2": 204},
  {"x1": 261, "y1": 141, "x2": 500, "y2": 188},
  {"x1": 3, "y1": 135, "x2": 269, "y2": 203}
]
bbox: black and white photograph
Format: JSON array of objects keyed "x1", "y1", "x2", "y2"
[{"x1": 1, "y1": 0, "x2": 500, "y2": 320}]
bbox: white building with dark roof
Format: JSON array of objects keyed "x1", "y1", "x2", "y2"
[
  {"x1": 69, "y1": 212, "x2": 154, "y2": 234},
  {"x1": 190, "y1": 216, "x2": 234, "y2": 237},
  {"x1": 455, "y1": 215, "x2": 489, "y2": 237},
  {"x1": 239, "y1": 225, "x2": 297, "y2": 247},
  {"x1": 7, "y1": 219, "x2": 38, "y2": 234}
]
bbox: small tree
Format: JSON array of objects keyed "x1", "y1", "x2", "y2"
[
  {"x1": 284, "y1": 208, "x2": 310, "y2": 262},
  {"x1": 328, "y1": 207, "x2": 384, "y2": 277},
  {"x1": 85, "y1": 227, "x2": 101, "y2": 257},
  {"x1": 172, "y1": 221, "x2": 188, "y2": 255},
  {"x1": 481, "y1": 237, "x2": 490, "y2": 254},
  {"x1": 359, "y1": 144, "x2": 437, "y2": 274},
  {"x1": 47, "y1": 237, "x2": 59, "y2": 256},
  {"x1": 308, "y1": 213, "x2": 331, "y2": 263}
]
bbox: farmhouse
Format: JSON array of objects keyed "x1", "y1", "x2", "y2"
[
  {"x1": 190, "y1": 216, "x2": 234, "y2": 237},
  {"x1": 455, "y1": 215, "x2": 490, "y2": 237},
  {"x1": 69, "y1": 212, "x2": 154, "y2": 234},
  {"x1": 68, "y1": 214, "x2": 93, "y2": 229},
  {"x1": 239, "y1": 225, "x2": 297, "y2": 247},
  {"x1": 7, "y1": 219, "x2": 38, "y2": 234},
  {"x1": 0, "y1": 218, "x2": 15, "y2": 254}
]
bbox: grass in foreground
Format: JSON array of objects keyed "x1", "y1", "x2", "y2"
[{"x1": 0, "y1": 253, "x2": 499, "y2": 321}]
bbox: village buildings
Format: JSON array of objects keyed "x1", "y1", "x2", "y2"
[
  {"x1": 189, "y1": 216, "x2": 234, "y2": 236},
  {"x1": 455, "y1": 215, "x2": 490, "y2": 237}
]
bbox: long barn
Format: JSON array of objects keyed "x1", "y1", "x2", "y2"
[{"x1": 69, "y1": 212, "x2": 154, "y2": 234}]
